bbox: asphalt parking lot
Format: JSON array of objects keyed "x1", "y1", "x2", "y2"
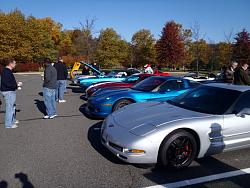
[{"x1": 1, "y1": 74, "x2": 250, "y2": 188}]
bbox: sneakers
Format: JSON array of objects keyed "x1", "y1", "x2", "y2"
[
  {"x1": 49, "y1": 114, "x2": 58, "y2": 119},
  {"x1": 58, "y1": 99, "x2": 66, "y2": 103},
  {"x1": 43, "y1": 114, "x2": 58, "y2": 119},
  {"x1": 43, "y1": 115, "x2": 50, "y2": 119},
  {"x1": 6, "y1": 124, "x2": 18, "y2": 128},
  {"x1": 15, "y1": 120, "x2": 19, "y2": 124}
]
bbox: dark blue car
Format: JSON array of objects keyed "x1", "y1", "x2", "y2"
[{"x1": 86, "y1": 76, "x2": 200, "y2": 118}]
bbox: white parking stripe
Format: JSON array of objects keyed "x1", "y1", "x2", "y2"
[{"x1": 145, "y1": 167, "x2": 250, "y2": 188}]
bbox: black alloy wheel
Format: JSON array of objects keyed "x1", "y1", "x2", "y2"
[{"x1": 159, "y1": 130, "x2": 197, "y2": 169}]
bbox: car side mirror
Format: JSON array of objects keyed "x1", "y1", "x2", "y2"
[{"x1": 236, "y1": 108, "x2": 250, "y2": 117}]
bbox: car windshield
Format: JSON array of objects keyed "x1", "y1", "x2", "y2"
[
  {"x1": 123, "y1": 75, "x2": 140, "y2": 83},
  {"x1": 168, "y1": 85, "x2": 241, "y2": 115},
  {"x1": 131, "y1": 77, "x2": 166, "y2": 92}
]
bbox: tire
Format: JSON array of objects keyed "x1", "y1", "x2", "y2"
[
  {"x1": 159, "y1": 130, "x2": 197, "y2": 169},
  {"x1": 112, "y1": 99, "x2": 133, "y2": 112}
]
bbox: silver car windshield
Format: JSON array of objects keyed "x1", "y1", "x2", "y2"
[{"x1": 168, "y1": 85, "x2": 241, "y2": 115}]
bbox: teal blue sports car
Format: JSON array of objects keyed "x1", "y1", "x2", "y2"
[{"x1": 85, "y1": 76, "x2": 200, "y2": 118}]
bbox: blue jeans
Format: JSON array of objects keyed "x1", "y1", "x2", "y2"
[
  {"x1": 55, "y1": 80, "x2": 66, "y2": 101},
  {"x1": 1, "y1": 91, "x2": 16, "y2": 128},
  {"x1": 43, "y1": 87, "x2": 56, "y2": 116}
]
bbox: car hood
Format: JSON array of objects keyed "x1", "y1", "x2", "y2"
[
  {"x1": 111, "y1": 101, "x2": 211, "y2": 131},
  {"x1": 92, "y1": 88, "x2": 131, "y2": 98},
  {"x1": 92, "y1": 87, "x2": 146, "y2": 99}
]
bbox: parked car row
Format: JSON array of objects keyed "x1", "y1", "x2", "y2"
[{"x1": 73, "y1": 63, "x2": 250, "y2": 169}]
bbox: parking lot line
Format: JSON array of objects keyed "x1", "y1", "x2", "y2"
[{"x1": 145, "y1": 167, "x2": 250, "y2": 188}]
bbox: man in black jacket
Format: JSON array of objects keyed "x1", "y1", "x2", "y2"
[
  {"x1": 234, "y1": 62, "x2": 250, "y2": 85},
  {"x1": 54, "y1": 57, "x2": 68, "y2": 103},
  {"x1": 0, "y1": 58, "x2": 20, "y2": 128},
  {"x1": 43, "y1": 58, "x2": 57, "y2": 119}
]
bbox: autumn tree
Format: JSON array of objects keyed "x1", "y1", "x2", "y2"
[
  {"x1": 0, "y1": 10, "x2": 61, "y2": 64},
  {"x1": 216, "y1": 42, "x2": 232, "y2": 67},
  {"x1": 232, "y1": 29, "x2": 250, "y2": 64},
  {"x1": 130, "y1": 29, "x2": 156, "y2": 68},
  {"x1": 95, "y1": 28, "x2": 129, "y2": 68},
  {"x1": 156, "y1": 21, "x2": 187, "y2": 69}
]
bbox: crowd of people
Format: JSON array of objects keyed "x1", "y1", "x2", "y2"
[
  {"x1": 222, "y1": 61, "x2": 250, "y2": 85},
  {"x1": 0, "y1": 58, "x2": 250, "y2": 129},
  {"x1": 0, "y1": 57, "x2": 68, "y2": 128}
]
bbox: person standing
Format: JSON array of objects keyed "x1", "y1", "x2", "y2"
[
  {"x1": 0, "y1": 59, "x2": 20, "y2": 128},
  {"x1": 92, "y1": 62, "x2": 99, "y2": 76},
  {"x1": 54, "y1": 57, "x2": 68, "y2": 103},
  {"x1": 43, "y1": 58, "x2": 57, "y2": 119},
  {"x1": 144, "y1": 64, "x2": 154, "y2": 74},
  {"x1": 224, "y1": 61, "x2": 238, "y2": 83},
  {"x1": 234, "y1": 62, "x2": 250, "y2": 85}
]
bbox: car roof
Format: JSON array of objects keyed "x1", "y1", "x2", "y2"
[{"x1": 205, "y1": 83, "x2": 250, "y2": 92}]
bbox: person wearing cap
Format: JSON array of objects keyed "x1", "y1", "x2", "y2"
[
  {"x1": 54, "y1": 57, "x2": 68, "y2": 103},
  {"x1": 144, "y1": 64, "x2": 153, "y2": 74},
  {"x1": 234, "y1": 62, "x2": 250, "y2": 85}
]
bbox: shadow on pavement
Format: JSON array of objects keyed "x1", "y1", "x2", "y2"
[
  {"x1": 143, "y1": 123, "x2": 250, "y2": 187},
  {"x1": 143, "y1": 156, "x2": 243, "y2": 185},
  {"x1": 88, "y1": 121, "x2": 126, "y2": 165},
  {"x1": 79, "y1": 104, "x2": 103, "y2": 120},
  {"x1": 34, "y1": 99, "x2": 46, "y2": 115},
  {"x1": 15, "y1": 172, "x2": 34, "y2": 188},
  {"x1": 0, "y1": 180, "x2": 8, "y2": 188}
]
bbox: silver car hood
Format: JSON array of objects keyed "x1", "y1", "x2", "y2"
[{"x1": 112, "y1": 101, "x2": 211, "y2": 130}]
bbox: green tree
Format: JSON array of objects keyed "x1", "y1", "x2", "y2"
[
  {"x1": 95, "y1": 28, "x2": 129, "y2": 68},
  {"x1": 131, "y1": 29, "x2": 156, "y2": 68},
  {"x1": 188, "y1": 39, "x2": 210, "y2": 70}
]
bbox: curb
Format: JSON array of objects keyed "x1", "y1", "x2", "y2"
[{"x1": 14, "y1": 72, "x2": 42, "y2": 75}]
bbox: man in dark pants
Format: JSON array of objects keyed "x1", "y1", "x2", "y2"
[
  {"x1": 234, "y1": 62, "x2": 250, "y2": 85},
  {"x1": 43, "y1": 58, "x2": 57, "y2": 119},
  {"x1": 54, "y1": 57, "x2": 68, "y2": 103},
  {"x1": 0, "y1": 59, "x2": 20, "y2": 128}
]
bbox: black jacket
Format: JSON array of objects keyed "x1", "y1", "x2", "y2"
[
  {"x1": 0, "y1": 67, "x2": 17, "y2": 91},
  {"x1": 43, "y1": 64, "x2": 57, "y2": 89},
  {"x1": 234, "y1": 67, "x2": 250, "y2": 85},
  {"x1": 54, "y1": 62, "x2": 68, "y2": 80}
]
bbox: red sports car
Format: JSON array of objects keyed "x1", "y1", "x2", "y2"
[{"x1": 85, "y1": 71, "x2": 171, "y2": 98}]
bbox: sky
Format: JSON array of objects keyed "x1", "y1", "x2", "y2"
[{"x1": 1, "y1": 0, "x2": 250, "y2": 43}]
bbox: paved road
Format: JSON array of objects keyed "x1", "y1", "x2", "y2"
[{"x1": 0, "y1": 74, "x2": 250, "y2": 188}]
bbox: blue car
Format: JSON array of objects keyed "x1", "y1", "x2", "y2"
[
  {"x1": 86, "y1": 76, "x2": 200, "y2": 118},
  {"x1": 79, "y1": 65, "x2": 140, "y2": 90}
]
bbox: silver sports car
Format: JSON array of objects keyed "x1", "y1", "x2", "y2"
[{"x1": 101, "y1": 83, "x2": 250, "y2": 168}]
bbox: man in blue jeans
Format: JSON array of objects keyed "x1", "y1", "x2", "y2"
[
  {"x1": 0, "y1": 58, "x2": 20, "y2": 128},
  {"x1": 43, "y1": 58, "x2": 57, "y2": 119},
  {"x1": 54, "y1": 57, "x2": 68, "y2": 103}
]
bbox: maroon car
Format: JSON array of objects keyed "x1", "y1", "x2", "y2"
[
  {"x1": 85, "y1": 71, "x2": 171, "y2": 98},
  {"x1": 85, "y1": 73, "x2": 153, "y2": 98}
]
